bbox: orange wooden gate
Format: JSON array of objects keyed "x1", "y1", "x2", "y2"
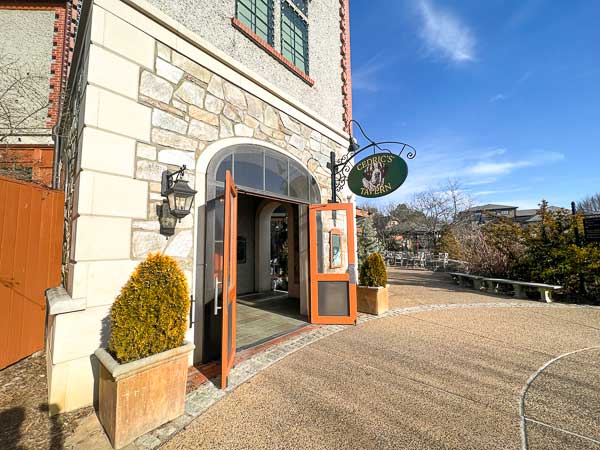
[{"x1": 0, "y1": 176, "x2": 64, "y2": 369}]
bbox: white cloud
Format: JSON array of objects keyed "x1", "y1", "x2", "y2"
[
  {"x1": 489, "y1": 72, "x2": 532, "y2": 103},
  {"x1": 517, "y1": 71, "x2": 532, "y2": 84},
  {"x1": 481, "y1": 148, "x2": 507, "y2": 158},
  {"x1": 467, "y1": 161, "x2": 533, "y2": 175},
  {"x1": 369, "y1": 141, "x2": 564, "y2": 206},
  {"x1": 467, "y1": 151, "x2": 564, "y2": 176},
  {"x1": 417, "y1": 0, "x2": 476, "y2": 63},
  {"x1": 352, "y1": 53, "x2": 390, "y2": 92},
  {"x1": 465, "y1": 178, "x2": 498, "y2": 186},
  {"x1": 490, "y1": 93, "x2": 508, "y2": 103},
  {"x1": 472, "y1": 187, "x2": 528, "y2": 197}
]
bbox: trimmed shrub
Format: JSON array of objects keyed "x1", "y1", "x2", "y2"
[
  {"x1": 109, "y1": 253, "x2": 190, "y2": 363},
  {"x1": 359, "y1": 253, "x2": 388, "y2": 287}
]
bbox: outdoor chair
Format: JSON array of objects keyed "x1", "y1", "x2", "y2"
[{"x1": 394, "y1": 252, "x2": 404, "y2": 266}]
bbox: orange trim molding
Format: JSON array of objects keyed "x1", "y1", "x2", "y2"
[
  {"x1": 339, "y1": 0, "x2": 352, "y2": 133},
  {"x1": 232, "y1": 17, "x2": 315, "y2": 87}
]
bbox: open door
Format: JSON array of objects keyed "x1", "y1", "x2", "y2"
[
  {"x1": 221, "y1": 170, "x2": 238, "y2": 389},
  {"x1": 309, "y1": 203, "x2": 357, "y2": 325}
]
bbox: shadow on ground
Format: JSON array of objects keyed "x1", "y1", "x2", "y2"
[
  {"x1": 0, "y1": 353, "x2": 93, "y2": 450},
  {"x1": 0, "y1": 405, "x2": 67, "y2": 450}
]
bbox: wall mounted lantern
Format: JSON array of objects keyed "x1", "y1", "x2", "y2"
[{"x1": 157, "y1": 165, "x2": 197, "y2": 237}]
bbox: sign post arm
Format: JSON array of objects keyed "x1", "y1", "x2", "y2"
[
  {"x1": 326, "y1": 120, "x2": 417, "y2": 201},
  {"x1": 329, "y1": 151, "x2": 337, "y2": 203}
]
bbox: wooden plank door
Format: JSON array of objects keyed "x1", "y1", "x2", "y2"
[
  {"x1": 308, "y1": 203, "x2": 357, "y2": 325},
  {"x1": 221, "y1": 170, "x2": 238, "y2": 389},
  {"x1": 0, "y1": 176, "x2": 64, "y2": 369}
]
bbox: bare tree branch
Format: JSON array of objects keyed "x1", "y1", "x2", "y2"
[
  {"x1": 578, "y1": 193, "x2": 600, "y2": 213},
  {"x1": 0, "y1": 53, "x2": 50, "y2": 144}
]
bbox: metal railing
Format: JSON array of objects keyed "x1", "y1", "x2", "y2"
[{"x1": 382, "y1": 251, "x2": 466, "y2": 272}]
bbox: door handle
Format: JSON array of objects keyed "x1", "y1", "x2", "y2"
[{"x1": 214, "y1": 276, "x2": 222, "y2": 316}]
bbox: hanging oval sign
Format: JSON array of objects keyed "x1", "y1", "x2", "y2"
[{"x1": 348, "y1": 154, "x2": 408, "y2": 198}]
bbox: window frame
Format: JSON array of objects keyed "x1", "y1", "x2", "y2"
[
  {"x1": 280, "y1": 0, "x2": 309, "y2": 75},
  {"x1": 236, "y1": 0, "x2": 275, "y2": 46}
]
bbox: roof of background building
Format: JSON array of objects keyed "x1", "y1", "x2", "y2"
[
  {"x1": 468, "y1": 204, "x2": 517, "y2": 212},
  {"x1": 355, "y1": 208, "x2": 370, "y2": 217},
  {"x1": 515, "y1": 209, "x2": 538, "y2": 217}
]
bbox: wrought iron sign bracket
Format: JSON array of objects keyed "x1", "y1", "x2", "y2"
[{"x1": 327, "y1": 120, "x2": 417, "y2": 203}]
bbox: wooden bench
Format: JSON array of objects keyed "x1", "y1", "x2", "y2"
[
  {"x1": 449, "y1": 272, "x2": 485, "y2": 290},
  {"x1": 484, "y1": 278, "x2": 562, "y2": 303}
]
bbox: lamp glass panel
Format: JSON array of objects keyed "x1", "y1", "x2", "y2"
[
  {"x1": 167, "y1": 192, "x2": 176, "y2": 211},
  {"x1": 175, "y1": 195, "x2": 187, "y2": 211},
  {"x1": 184, "y1": 195, "x2": 194, "y2": 211}
]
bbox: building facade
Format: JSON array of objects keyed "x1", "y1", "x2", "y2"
[
  {"x1": 466, "y1": 204, "x2": 518, "y2": 224},
  {"x1": 0, "y1": 0, "x2": 78, "y2": 185},
  {"x1": 47, "y1": 0, "x2": 354, "y2": 413}
]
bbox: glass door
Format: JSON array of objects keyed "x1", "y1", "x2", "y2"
[
  {"x1": 221, "y1": 170, "x2": 238, "y2": 388},
  {"x1": 308, "y1": 203, "x2": 357, "y2": 325}
]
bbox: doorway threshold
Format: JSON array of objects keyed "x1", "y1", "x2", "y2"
[
  {"x1": 236, "y1": 323, "x2": 309, "y2": 352},
  {"x1": 187, "y1": 323, "x2": 317, "y2": 393}
]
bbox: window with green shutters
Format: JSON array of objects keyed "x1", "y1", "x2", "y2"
[
  {"x1": 281, "y1": 0, "x2": 309, "y2": 74},
  {"x1": 236, "y1": 0, "x2": 274, "y2": 45}
]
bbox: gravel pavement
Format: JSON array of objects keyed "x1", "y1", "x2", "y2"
[{"x1": 163, "y1": 270, "x2": 600, "y2": 450}]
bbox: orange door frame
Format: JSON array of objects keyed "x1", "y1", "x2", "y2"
[
  {"x1": 221, "y1": 170, "x2": 238, "y2": 389},
  {"x1": 308, "y1": 203, "x2": 357, "y2": 325}
]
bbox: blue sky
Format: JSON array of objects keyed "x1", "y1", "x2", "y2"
[{"x1": 350, "y1": 0, "x2": 600, "y2": 209}]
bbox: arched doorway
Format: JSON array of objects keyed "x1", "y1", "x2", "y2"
[{"x1": 198, "y1": 143, "x2": 321, "y2": 363}]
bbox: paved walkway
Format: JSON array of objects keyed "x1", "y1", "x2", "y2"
[{"x1": 162, "y1": 270, "x2": 600, "y2": 450}]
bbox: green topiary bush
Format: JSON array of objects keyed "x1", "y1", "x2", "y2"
[
  {"x1": 359, "y1": 253, "x2": 388, "y2": 287},
  {"x1": 109, "y1": 253, "x2": 190, "y2": 363}
]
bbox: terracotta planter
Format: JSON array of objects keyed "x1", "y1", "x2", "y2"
[
  {"x1": 357, "y1": 285, "x2": 389, "y2": 315},
  {"x1": 94, "y1": 342, "x2": 194, "y2": 449}
]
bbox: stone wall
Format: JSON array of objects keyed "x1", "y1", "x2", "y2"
[{"x1": 131, "y1": 40, "x2": 344, "y2": 272}]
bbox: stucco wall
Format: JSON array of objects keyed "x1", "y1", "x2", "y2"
[
  {"x1": 0, "y1": 9, "x2": 55, "y2": 142},
  {"x1": 143, "y1": 0, "x2": 345, "y2": 129}
]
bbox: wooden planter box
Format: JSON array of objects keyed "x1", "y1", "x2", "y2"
[
  {"x1": 94, "y1": 342, "x2": 194, "y2": 449},
  {"x1": 357, "y1": 285, "x2": 389, "y2": 315}
]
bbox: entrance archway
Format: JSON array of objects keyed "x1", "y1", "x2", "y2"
[{"x1": 193, "y1": 139, "x2": 321, "y2": 363}]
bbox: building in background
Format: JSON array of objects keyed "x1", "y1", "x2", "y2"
[
  {"x1": 515, "y1": 206, "x2": 567, "y2": 225},
  {"x1": 466, "y1": 204, "x2": 518, "y2": 224},
  {"x1": 48, "y1": 0, "x2": 355, "y2": 414},
  {"x1": 0, "y1": 1, "x2": 79, "y2": 185},
  {"x1": 466, "y1": 204, "x2": 568, "y2": 226}
]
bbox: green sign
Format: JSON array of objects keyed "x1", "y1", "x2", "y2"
[{"x1": 348, "y1": 154, "x2": 408, "y2": 198}]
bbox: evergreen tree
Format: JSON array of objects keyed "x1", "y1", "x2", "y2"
[{"x1": 357, "y1": 214, "x2": 384, "y2": 264}]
